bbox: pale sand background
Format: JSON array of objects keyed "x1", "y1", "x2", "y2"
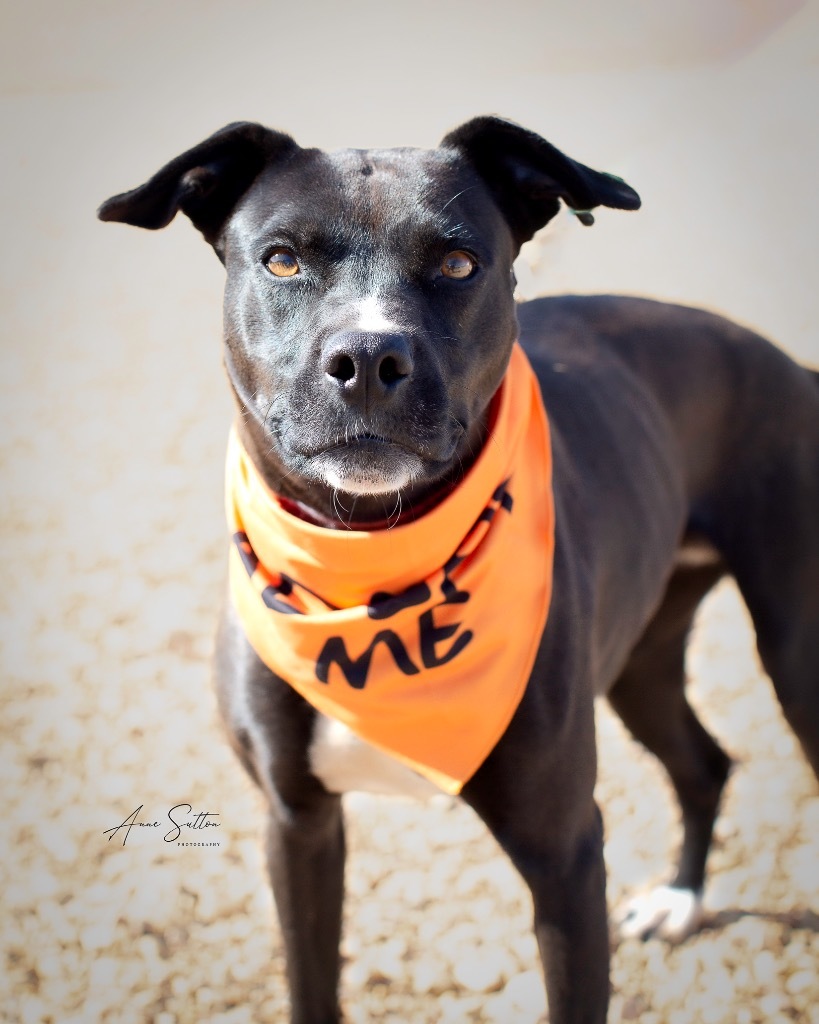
[{"x1": 1, "y1": 2, "x2": 818, "y2": 1022}]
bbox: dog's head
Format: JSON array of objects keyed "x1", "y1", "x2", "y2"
[{"x1": 99, "y1": 117, "x2": 639, "y2": 524}]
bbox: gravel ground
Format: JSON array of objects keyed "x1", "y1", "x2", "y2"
[{"x1": 2, "y1": 278, "x2": 817, "y2": 1024}]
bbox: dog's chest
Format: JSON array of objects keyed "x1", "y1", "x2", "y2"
[{"x1": 309, "y1": 714, "x2": 440, "y2": 798}]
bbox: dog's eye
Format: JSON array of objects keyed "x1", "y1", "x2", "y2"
[
  {"x1": 441, "y1": 250, "x2": 476, "y2": 280},
  {"x1": 266, "y1": 248, "x2": 300, "y2": 278}
]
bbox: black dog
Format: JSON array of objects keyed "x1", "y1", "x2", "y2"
[{"x1": 99, "y1": 117, "x2": 819, "y2": 1024}]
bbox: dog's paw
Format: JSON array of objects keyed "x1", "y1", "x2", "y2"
[{"x1": 613, "y1": 885, "x2": 704, "y2": 942}]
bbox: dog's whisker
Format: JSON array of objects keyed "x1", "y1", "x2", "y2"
[
  {"x1": 332, "y1": 488, "x2": 357, "y2": 530},
  {"x1": 331, "y1": 488, "x2": 342, "y2": 524},
  {"x1": 439, "y1": 184, "x2": 479, "y2": 214},
  {"x1": 386, "y1": 490, "x2": 402, "y2": 529}
]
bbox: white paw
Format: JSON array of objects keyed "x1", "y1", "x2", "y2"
[{"x1": 613, "y1": 885, "x2": 704, "y2": 942}]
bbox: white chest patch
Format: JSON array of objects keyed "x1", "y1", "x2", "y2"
[{"x1": 309, "y1": 714, "x2": 440, "y2": 799}]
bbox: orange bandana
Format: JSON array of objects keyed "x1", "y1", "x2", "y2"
[{"x1": 226, "y1": 342, "x2": 555, "y2": 794}]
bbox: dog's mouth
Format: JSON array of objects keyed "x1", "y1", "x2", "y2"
[
  {"x1": 262, "y1": 401, "x2": 474, "y2": 518},
  {"x1": 331, "y1": 432, "x2": 399, "y2": 448},
  {"x1": 301, "y1": 433, "x2": 430, "y2": 497}
]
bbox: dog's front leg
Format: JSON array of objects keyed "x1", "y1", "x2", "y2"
[
  {"x1": 214, "y1": 606, "x2": 346, "y2": 1024},
  {"x1": 266, "y1": 791, "x2": 345, "y2": 1024},
  {"x1": 524, "y1": 807, "x2": 609, "y2": 1024},
  {"x1": 463, "y1": 704, "x2": 609, "y2": 1022},
  {"x1": 495, "y1": 805, "x2": 609, "y2": 1023},
  {"x1": 483, "y1": 805, "x2": 609, "y2": 1022}
]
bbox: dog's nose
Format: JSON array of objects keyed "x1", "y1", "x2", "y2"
[{"x1": 321, "y1": 332, "x2": 413, "y2": 405}]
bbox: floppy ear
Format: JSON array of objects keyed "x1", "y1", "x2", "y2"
[
  {"x1": 97, "y1": 122, "x2": 298, "y2": 246},
  {"x1": 441, "y1": 116, "x2": 640, "y2": 247}
]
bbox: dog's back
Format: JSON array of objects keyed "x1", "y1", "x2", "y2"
[{"x1": 521, "y1": 293, "x2": 819, "y2": 772}]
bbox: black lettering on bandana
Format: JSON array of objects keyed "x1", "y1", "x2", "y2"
[
  {"x1": 313, "y1": 480, "x2": 515, "y2": 688},
  {"x1": 367, "y1": 581, "x2": 432, "y2": 620},
  {"x1": 439, "y1": 554, "x2": 470, "y2": 606},
  {"x1": 316, "y1": 632, "x2": 420, "y2": 689},
  {"x1": 366, "y1": 555, "x2": 470, "y2": 622},
  {"x1": 419, "y1": 608, "x2": 473, "y2": 668},
  {"x1": 234, "y1": 532, "x2": 258, "y2": 574}
]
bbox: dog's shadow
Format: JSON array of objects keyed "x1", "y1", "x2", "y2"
[{"x1": 700, "y1": 907, "x2": 819, "y2": 934}]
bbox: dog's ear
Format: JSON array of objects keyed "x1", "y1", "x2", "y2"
[
  {"x1": 97, "y1": 122, "x2": 298, "y2": 246},
  {"x1": 441, "y1": 116, "x2": 640, "y2": 247}
]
